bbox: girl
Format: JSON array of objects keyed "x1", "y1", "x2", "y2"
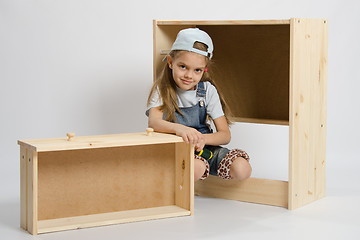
[{"x1": 146, "y1": 28, "x2": 251, "y2": 181}]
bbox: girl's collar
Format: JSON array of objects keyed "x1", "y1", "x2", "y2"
[{"x1": 175, "y1": 84, "x2": 198, "y2": 93}]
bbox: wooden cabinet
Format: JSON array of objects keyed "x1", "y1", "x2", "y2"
[
  {"x1": 153, "y1": 18, "x2": 328, "y2": 210},
  {"x1": 19, "y1": 130, "x2": 194, "y2": 235}
]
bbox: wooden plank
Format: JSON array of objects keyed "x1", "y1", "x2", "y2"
[
  {"x1": 37, "y1": 206, "x2": 190, "y2": 234},
  {"x1": 27, "y1": 150, "x2": 38, "y2": 235},
  {"x1": 195, "y1": 176, "x2": 288, "y2": 207},
  {"x1": 175, "y1": 143, "x2": 194, "y2": 215},
  {"x1": 156, "y1": 19, "x2": 291, "y2": 26},
  {"x1": 18, "y1": 132, "x2": 183, "y2": 152},
  {"x1": 20, "y1": 146, "x2": 27, "y2": 230},
  {"x1": 316, "y1": 19, "x2": 328, "y2": 203},
  {"x1": 289, "y1": 18, "x2": 328, "y2": 210},
  {"x1": 230, "y1": 117, "x2": 289, "y2": 126}
]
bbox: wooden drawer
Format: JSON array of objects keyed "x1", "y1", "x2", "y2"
[{"x1": 19, "y1": 129, "x2": 194, "y2": 235}]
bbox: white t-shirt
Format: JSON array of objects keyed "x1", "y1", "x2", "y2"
[{"x1": 146, "y1": 81, "x2": 224, "y2": 120}]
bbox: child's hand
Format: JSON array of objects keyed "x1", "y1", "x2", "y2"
[
  {"x1": 195, "y1": 138, "x2": 205, "y2": 152},
  {"x1": 175, "y1": 125, "x2": 205, "y2": 150}
]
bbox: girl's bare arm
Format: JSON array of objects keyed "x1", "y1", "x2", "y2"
[
  {"x1": 203, "y1": 115, "x2": 231, "y2": 146},
  {"x1": 148, "y1": 107, "x2": 205, "y2": 149}
]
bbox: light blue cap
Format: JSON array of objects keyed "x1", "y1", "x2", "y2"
[{"x1": 170, "y1": 28, "x2": 214, "y2": 59}]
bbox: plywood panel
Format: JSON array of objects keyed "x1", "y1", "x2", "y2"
[
  {"x1": 199, "y1": 24, "x2": 290, "y2": 123},
  {"x1": 153, "y1": 22, "x2": 291, "y2": 124},
  {"x1": 37, "y1": 144, "x2": 176, "y2": 220}
]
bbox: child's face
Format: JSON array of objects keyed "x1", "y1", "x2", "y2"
[{"x1": 167, "y1": 51, "x2": 207, "y2": 91}]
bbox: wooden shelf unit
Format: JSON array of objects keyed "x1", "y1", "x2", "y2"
[
  {"x1": 19, "y1": 132, "x2": 194, "y2": 235},
  {"x1": 153, "y1": 18, "x2": 328, "y2": 210}
]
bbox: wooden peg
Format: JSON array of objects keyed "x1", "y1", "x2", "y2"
[
  {"x1": 146, "y1": 128, "x2": 154, "y2": 136},
  {"x1": 67, "y1": 133, "x2": 75, "y2": 141}
]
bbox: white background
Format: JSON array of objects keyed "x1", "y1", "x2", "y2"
[{"x1": 1, "y1": 0, "x2": 359, "y2": 239}]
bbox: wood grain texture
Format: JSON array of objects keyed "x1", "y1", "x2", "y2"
[
  {"x1": 18, "y1": 131, "x2": 183, "y2": 152},
  {"x1": 37, "y1": 206, "x2": 190, "y2": 234},
  {"x1": 20, "y1": 146, "x2": 27, "y2": 230},
  {"x1": 26, "y1": 150, "x2": 38, "y2": 235},
  {"x1": 175, "y1": 143, "x2": 194, "y2": 215},
  {"x1": 156, "y1": 20, "x2": 291, "y2": 25},
  {"x1": 289, "y1": 18, "x2": 328, "y2": 210},
  {"x1": 195, "y1": 176, "x2": 288, "y2": 207}
]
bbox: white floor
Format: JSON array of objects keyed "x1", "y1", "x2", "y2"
[
  {"x1": 1, "y1": 152, "x2": 359, "y2": 240},
  {"x1": 1, "y1": 183, "x2": 359, "y2": 240}
]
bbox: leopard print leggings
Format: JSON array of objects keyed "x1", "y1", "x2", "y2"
[{"x1": 195, "y1": 149, "x2": 250, "y2": 180}]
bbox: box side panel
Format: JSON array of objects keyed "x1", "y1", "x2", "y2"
[
  {"x1": 289, "y1": 18, "x2": 328, "y2": 209},
  {"x1": 175, "y1": 143, "x2": 194, "y2": 214},
  {"x1": 26, "y1": 150, "x2": 38, "y2": 235},
  {"x1": 195, "y1": 176, "x2": 288, "y2": 207},
  {"x1": 37, "y1": 144, "x2": 176, "y2": 220},
  {"x1": 19, "y1": 132, "x2": 183, "y2": 152},
  {"x1": 20, "y1": 146, "x2": 27, "y2": 230}
]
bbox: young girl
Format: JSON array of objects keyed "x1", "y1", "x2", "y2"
[{"x1": 146, "y1": 28, "x2": 251, "y2": 181}]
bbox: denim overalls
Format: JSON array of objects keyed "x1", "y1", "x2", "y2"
[{"x1": 175, "y1": 81, "x2": 230, "y2": 176}]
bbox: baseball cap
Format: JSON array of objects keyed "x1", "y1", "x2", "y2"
[{"x1": 170, "y1": 28, "x2": 214, "y2": 59}]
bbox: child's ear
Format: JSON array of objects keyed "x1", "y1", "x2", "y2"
[{"x1": 167, "y1": 55, "x2": 173, "y2": 69}]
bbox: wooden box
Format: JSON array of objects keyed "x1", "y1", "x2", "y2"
[
  {"x1": 19, "y1": 130, "x2": 194, "y2": 235},
  {"x1": 153, "y1": 18, "x2": 328, "y2": 210}
]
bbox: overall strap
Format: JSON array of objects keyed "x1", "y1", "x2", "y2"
[{"x1": 196, "y1": 81, "x2": 206, "y2": 98}]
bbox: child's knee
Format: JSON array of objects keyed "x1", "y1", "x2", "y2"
[
  {"x1": 194, "y1": 156, "x2": 209, "y2": 181},
  {"x1": 230, "y1": 157, "x2": 252, "y2": 180},
  {"x1": 217, "y1": 149, "x2": 251, "y2": 180}
]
